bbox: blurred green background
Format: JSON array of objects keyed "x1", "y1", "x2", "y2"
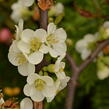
[{"x1": 0, "y1": 0, "x2": 109, "y2": 109}]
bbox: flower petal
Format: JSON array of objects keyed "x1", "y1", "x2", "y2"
[
  {"x1": 34, "y1": 29, "x2": 47, "y2": 42},
  {"x1": 18, "y1": 62, "x2": 35, "y2": 76},
  {"x1": 42, "y1": 86, "x2": 56, "y2": 97},
  {"x1": 21, "y1": 29, "x2": 35, "y2": 43},
  {"x1": 56, "y1": 72, "x2": 66, "y2": 80},
  {"x1": 54, "y1": 28, "x2": 67, "y2": 42},
  {"x1": 53, "y1": 43, "x2": 67, "y2": 56},
  {"x1": 39, "y1": 44, "x2": 49, "y2": 54},
  {"x1": 23, "y1": 84, "x2": 32, "y2": 96},
  {"x1": 30, "y1": 86, "x2": 44, "y2": 102},
  {"x1": 27, "y1": 73, "x2": 38, "y2": 85},
  {"x1": 20, "y1": 98, "x2": 33, "y2": 109},
  {"x1": 27, "y1": 51, "x2": 44, "y2": 65},
  {"x1": 17, "y1": 41, "x2": 30, "y2": 54},
  {"x1": 41, "y1": 76, "x2": 54, "y2": 86},
  {"x1": 47, "y1": 23, "x2": 56, "y2": 35},
  {"x1": 48, "y1": 47, "x2": 58, "y2": 58}
]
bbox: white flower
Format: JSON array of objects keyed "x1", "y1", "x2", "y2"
[
  {"x1": 20, "y1": 98, "x2": 33, "y2": 109},
  {"x1": 23, "y1": 73, "x2": 56, "y2": 102},
  {"x1": 54, "y1": 55, "x2": 68, "y2": 80},
  {"x1": 46, "y1": 77, "x2": 70, "y2": 102},
  {"x1": 8, "y1": 41, "x2": 35, "y2": 76},
  {"x1": 11, "y1": 1, "x2": 31, "y2": 22},
  {"x1": 18, "y1": 29, "x2": 47, "y2": 65},
  {"x1": 49, "y1": 3, "x2": 64, "y2": 16},
  {"x1": 75, "y1": 34, "x2": 97, "y2": 60},
  {"x1": 45, "y1": 23, "x2": 67, "y2": 57}
]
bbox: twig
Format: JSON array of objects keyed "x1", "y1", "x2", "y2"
[
  {"x1": 66, "y1": 53, "x2": 78, "y2": 73},
  {"x1": 65, "y1": 39, "x2": 109, "y2": 109}
]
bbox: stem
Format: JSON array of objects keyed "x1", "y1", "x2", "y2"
[
  {"x1": 65, "y1": 39, "x2": 109, "y2": 109},
  {"x1": 40, "y1": 10, "x2": 48, "y2": 30},
  {"x1": 34, "y1": 3, "x2": 48, "y2": 109},
  {"x1": 34, "y1": 102, "x2": 43, "y2": 109}
]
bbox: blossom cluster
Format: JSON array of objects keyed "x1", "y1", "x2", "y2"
[
  {"x1": 75, "y1": 21, "x2": 109, "y2": 80},
  {"x1": 11, "y1": 0, "x2": 64, "y2": 23},
  {"x1": 8, "y1": 19, "x2": 69, "y2": 108}
]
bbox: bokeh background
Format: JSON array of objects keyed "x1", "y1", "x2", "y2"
[{"x1": 1, "y1": 0, "x2": 109, "y2": 109}]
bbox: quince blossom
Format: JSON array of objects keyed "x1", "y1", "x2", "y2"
[
  {"x1": 49, "y1": 2, "x2": 64, "y2": 16},
  {"x1": 8, "y1": 41, "x2": 35, "y2": 76},
  {"x1": 75, "y1": 34, "x2": 97, "y2": 60},
  {"x1": 18, "y1": 29, "x2": 47, "y2": 65},
  {"x1": 11, "y1": 1, "x2": 32, "y2": 23},
  {"x1": 23, "y1": 73, "x2": 56, "y2": 102},
  {"x1": 45, "y1": 23, "x2": 67, "y2": 57}
]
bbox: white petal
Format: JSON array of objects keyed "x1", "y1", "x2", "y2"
[
  {"x1": 23, "y1": 84, "x2": 32, "y2": 96},
  {"x1": 34, "y1": 29, "x2": 47, "y2": 42},
  {"x1": 56, "y1": 72, "x2": 66, "y2": 80},
  {"x1": 47, "y1": 23, "x2": 56, "y2": 35},
  {"x1": 21, "y1": 29, "x2": 35, "y2": 43},
  {"x1": 8, "y1": 51, "x2": 20, "y2": 66},
  {"x1": 18, "y1": 19, "x2": 24, "y2": 31},
  {"x1": 39, "y1": 44, "x2": 49, "y2": 54},
  {"x1": 84, "y1": 34, "x2": 96, "y2": 42},
  {"x1": 17, "y1": 41, "x2": 30, "y2": 54},
  {"x1": 18, "y1": 62, "x2": 35, "y2": 76},
  {"x1": 48, "y1": 47, "x2": 58, "y2": 58},
  {"x1": 81, "y1": 49, "x2": 91, "y2": 60},
  {"x1": 27, "y1": 73, "x2": 39, "y2": 85},
  {"x1": 9, "y1": 41, "x2": 20, "y2": 53},
  {"x1": 97, "y1": 67, "x2": 109, "y2": 80},
  {"x1": 75, "y1": 40, "x2": 87, "y2": 53},
  {"x1": 53, "y1": 43, "x2": 67, "y2": 56},
  {"x1": 58, "y1": 76, "x2": 70, "y2": 91},
  {"x1": 27, "y1": 51, "x2": 44, "y2": 65},
  {"x1": 54, "y1": 28, "x2": 67, "y2": 42},
  {"x1": 30, "y1": 86, "x2": 44, "y2": 102},
  {"x1": 20, "y1": 0, "x2": 34, "y2": 7},
  {"x1": 41, "y1": 76, "x2": 54, "y2": 86},
  {"x1": 42, "y1": 86, "x2": 56, "y2": 97},
  {"x1": 20, "y1": 98, "x2": 33, "y2": 109}
]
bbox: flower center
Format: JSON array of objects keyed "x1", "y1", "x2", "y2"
[
  {"x1": 35, "y1": 79, "x2": 46, "y2": 91},
  {"x1": 30, "y1": 38, "x2": 42, "y2": 53},
  {"x1": 47, "y1": 34, "x2": 58, "y2": 45},
  {"x1": 17, "y1": 53, "x2": 27, "y2": 64}
]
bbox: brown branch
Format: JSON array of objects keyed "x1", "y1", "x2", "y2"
[
  {"x1": 34, "y1": 2, "x2": 48, "y2": 109},
  {"x1": 65, "y1": 39, "x2": 109, "y2": 109},
  {"x1": 66, "y1": 53, "x2": 78, "y2": 73}
]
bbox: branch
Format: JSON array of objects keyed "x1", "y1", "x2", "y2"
[
  {"x1": 65, "y1": 39, "x2": 109, "y2": 109},
  {"x1": 79, "y1": 39, "x2": 109, "y2": 72},
  {"x1": 34, "y1": 2, "x2": 48, "y2": 109},
  {"x1": 66, "y1": 53, "x2": 78, "y2": 73}
]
